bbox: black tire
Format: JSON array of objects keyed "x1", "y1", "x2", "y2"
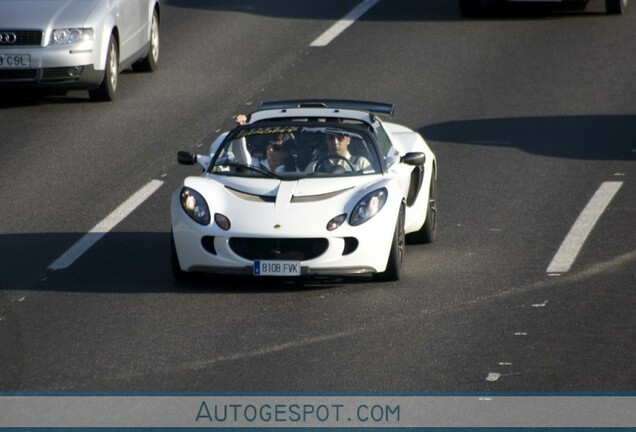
[
  {"x1": 89, "y1": 34, "x2": 118, "y2": 101},
  {"x1": 407, "y1": 174, "x2": 438, "y2": 244},
  {"x1": 133, "y1": 10, "x2": 160, "y2": 72},
  {"x1": 606, "y1": 0, "x2": 628, "y2": 14},
  {"x1": 373, "y1": 205, "x2": 405, "y2": 282},
  {"x1": 171, "y1": 231, "x2": 197, "y2": 283}
]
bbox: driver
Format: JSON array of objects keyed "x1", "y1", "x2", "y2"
[{"x1": 306, "y1": 132, "x2": 371, "y2": 172}]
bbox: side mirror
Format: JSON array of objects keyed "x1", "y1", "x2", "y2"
[
  {"x1": 177, "y1": 150, "x2": 197, "y2": 165},
  {"x1": 401, "y1": 152, "x2": 426, "y2": 166}
]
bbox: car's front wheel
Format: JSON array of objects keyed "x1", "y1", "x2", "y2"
[
  {"x1": 89, "y1": 34, "x2": 118, "y2": 101},
  {"x1": 606, "y1": 0, "x2": 628, "y2": 14},
  {"x1": 373, "y1": 205, "x2": 405, "y2": 282}
]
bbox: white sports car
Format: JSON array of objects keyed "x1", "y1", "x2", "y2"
[{"x1": 170, "y1": 100, "x2": 437, "y2": 282}]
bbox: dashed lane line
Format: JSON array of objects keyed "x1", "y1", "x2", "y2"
[
  {"x1": 48, "y1": 180, "x2": 164, "y2": 271},
  {"x1": 546, "y1": 181, "x2": 624, "y2": 274},
  {"x1": 310, "y1": 0, "x2": 381, "y2": 47}
]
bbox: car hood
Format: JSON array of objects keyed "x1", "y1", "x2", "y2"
[
  {"x1": 178, "y1": 174, "x2": 394, "y2": 236},
  {"x1": 0, "y1": 0, "x2": 99, "y2": 30},
  {"x1": 210, "y1": 175, "x2": 379, "y2": 202}
]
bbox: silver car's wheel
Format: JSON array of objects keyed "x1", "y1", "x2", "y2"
[{"x1": 89, "y1": 34, "x2": 118, "y2": 101}]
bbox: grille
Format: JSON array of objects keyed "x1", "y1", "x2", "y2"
[
  {"x1": 0, "y1": 30, "x2": 43, "y2": 46},
  {"x1": 229, "y1": 238, "x2": 328, "y2": 261},
  {"x1": 0, "y1": 69, "x2": 37, "y2": 81}
]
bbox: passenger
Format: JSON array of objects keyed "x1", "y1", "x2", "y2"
[
  {"x1": 234, "y1": 115, "x2": 299, "y2": 172},
  {"x1": 255, "y1": 134, "x2": 298, "y2": 172}
]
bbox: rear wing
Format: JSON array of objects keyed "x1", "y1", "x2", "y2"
[{"x1": 258, "y1": 100, "x2": 395, "y2": 117}]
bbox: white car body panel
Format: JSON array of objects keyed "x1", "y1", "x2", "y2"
[
  {"x1": 172, "y1": 175, "x2": 401, "y2": 275},
  {"x1": 383, "y1": 121, "x2": 436, "y2": 233},
  {"x1": 171, "y1": 102, "x2": 437, "y2": 280}
]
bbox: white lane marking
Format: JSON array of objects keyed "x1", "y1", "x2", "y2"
[
  {"x1": 48, "y1": 180, "x2": 164, "y2": 270},
  {"x1": 310, "y1": 0, "x2": 380, "y2": 47},
  {"x1": 546, "y1": 181, "x2": 623, "y2": 274},
  {"x1": 486, "y1": 373, "x2": 501, "y2": 382}
]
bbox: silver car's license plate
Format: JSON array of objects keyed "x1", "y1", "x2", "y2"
[
  {"x1": 0, "y1": 54, "x2": 31, "y2": 68},
  {"x1": 254, "y1": 260, "x2": 301, "y2": 276}
]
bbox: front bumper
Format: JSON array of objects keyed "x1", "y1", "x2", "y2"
[
  {"x1": 0, "y1": 43, "x2": 103, "y2": 90},
  {"x1": 171, "y1": 197, "x2": 397, "y2": 277}
]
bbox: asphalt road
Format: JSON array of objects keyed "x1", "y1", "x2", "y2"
[{"x1": 0, "y1": 0, "x2": 634, "y2": 392}]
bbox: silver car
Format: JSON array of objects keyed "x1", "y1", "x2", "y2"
[{"x1": 0, "y1": 0, "x2": 160, "y2": 101}]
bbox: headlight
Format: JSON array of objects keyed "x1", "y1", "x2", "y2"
[
  {"x1": 51, "y1": 28, "x2": 94, "y2": 45},
  {"x1": 350, "y1": 188, "x2": 388, "y2": 226},
  {"x1": 180, "y1": 187, "x2": 210, "y2": 225}
]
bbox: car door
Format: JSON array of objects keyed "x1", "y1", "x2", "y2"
[
  {"x1": 138, "y1": 0, "x2": 153, "y2": 46},
  {"x1": 115, "y1": 0, "x2": 142, "y2": 62}
]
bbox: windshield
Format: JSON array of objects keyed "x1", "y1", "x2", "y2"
[{"x1": 209, "y1": 123, "x2": 383, "y2": 179}]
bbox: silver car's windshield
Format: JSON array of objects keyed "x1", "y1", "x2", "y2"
[{"x1": 209, "y1": 124, "x2": 382, "y2": 179}]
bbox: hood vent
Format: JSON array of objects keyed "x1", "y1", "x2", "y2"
[
  {"x1": 226, "y1": 185, "x2": 353, "y2": 203},
  {"x1": 225, "y1": 186, "x2": 276, "y2": 202},
  {"x1": 291, "y1": 187, "x2": 354, "y2": 203}
]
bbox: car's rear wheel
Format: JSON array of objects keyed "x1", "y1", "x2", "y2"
[
  {"x1": 133, "y1": 9, "x2": 160, "y2": 72},
  {"x1": 407, "y1": 172, "x2": 437, "y2": 244},
  {"x1": 606, "y1": 0, "x2": 628, "y2": 14},
  {"x1": 89, "y1": 34, "x2": 118, "y2": 101},
  {"x1": 373, "y1": 205, "x2": 405, "y2": 282}
]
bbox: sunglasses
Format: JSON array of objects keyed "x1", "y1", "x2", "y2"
[{"x1": 268, "y1": 144, "x2": 285, "y2": 152}]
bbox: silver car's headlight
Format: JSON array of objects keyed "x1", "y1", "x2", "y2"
[
  {"x1": 180, "y1": 187, "x2": 210, "y2": 225},
  {"x1": 350, "y1": 188, "x2": 388, "y2": 226},
  {"x1": 50, "y1": 28, "x2": 94, "y2": 45}
]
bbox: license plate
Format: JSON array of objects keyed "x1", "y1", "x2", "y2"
[
  {"x1": 0, "y1": 54, "x2": 31, "y2": 68},
  {"x1": 254, "y1": 260, "x2": 301, "y2": 276}
]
